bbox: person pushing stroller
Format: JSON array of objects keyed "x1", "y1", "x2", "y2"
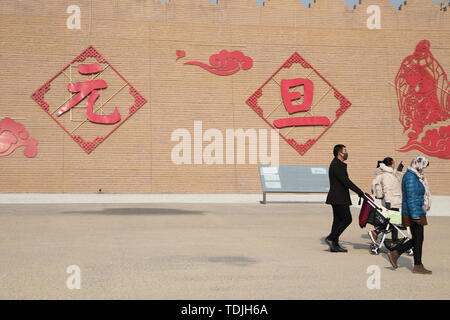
[{"x1": 325, "y1": 144, "x2": 365, "y2": 252}]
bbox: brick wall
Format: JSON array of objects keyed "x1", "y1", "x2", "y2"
[{"x1": 0, "y1": 0, "x2": 449, "y2": 194}]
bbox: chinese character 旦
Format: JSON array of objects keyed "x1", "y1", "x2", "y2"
[
  {"x1": 273, "y1": 78, "x2": 330, "y2": 129},
  {"x1": 57, "y1": 63, "x2": 121, "y2": 124}
]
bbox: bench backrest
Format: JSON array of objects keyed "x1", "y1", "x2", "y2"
[{"x1": 258, "y1": 165, "x2": 330, "y2": 193}]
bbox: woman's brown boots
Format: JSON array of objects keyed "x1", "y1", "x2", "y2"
[
  {"x1": 388, "y1": 251, "x2": 432, "y2": 274},
  {"x1": 388, "y1": 250, "x2": 399, "y2": 269},
  {"x1": 412, "y1": 264, "x2": 432, "y2": 274}
]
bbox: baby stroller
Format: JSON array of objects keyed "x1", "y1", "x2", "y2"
[{"x1": 359, "y1": 193, "x2": 412, "y2": 255}]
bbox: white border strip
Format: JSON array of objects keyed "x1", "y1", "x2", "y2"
[
  {"x1": 0, "y1": 193, "x2": 448, "y2": 216},
  {"x1": 0, "y1": 193, "x2": 320, "y2": 204}
]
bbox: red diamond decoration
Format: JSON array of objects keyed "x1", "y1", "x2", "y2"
[
  {"x1": 31, "y1": 45, "x2": 147, "y2": 154},
  {"x1": 246, "y1": 52, "x2": 352, "y2": 156}
]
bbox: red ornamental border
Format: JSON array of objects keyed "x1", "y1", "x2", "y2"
[
  {"x1": 246, "y1": 52, "x2": 352, "y2": 156},
  {"x1": 30, "y1": 45, "x2": 147, "y2": 154}
]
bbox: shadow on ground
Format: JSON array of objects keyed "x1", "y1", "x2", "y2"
[
  {"x1": 207, "y1": 256, "x2": 259, "y2": 267},
  {"x1": 320, "y1": 236, "x2": 370, "y2": 252},
  {"x1": 147, "y1": 255, "x2": 259, "y2": 267},
  {"x1": 380, "y1": 251, "x2": 414, "y2": 271},
  {"x1": 61, "y1": 208, "x2": 205, "y2": 215}
]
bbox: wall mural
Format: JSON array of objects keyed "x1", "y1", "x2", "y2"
[
  {"x1": 395, "y1": 40, "x2": 450, "y2": 159},
  {"x1": 22, "y1": 5, "x2": 446, "y2": 158},
  {"x1": 246, "y1": 52, "x2": 352, "y2": 156},
  {"x1": 0, "y1": 118, "x2": 38, "y2": 158},
  {"x1": 177, "y1": 50, "x2": 253, "y2": 76},
  {"x1": 30, "y1": 46, "x2": 147, "y2": 154},
  {"x1": 24, "y1": 40, "x2": 448, "y2": 159}
]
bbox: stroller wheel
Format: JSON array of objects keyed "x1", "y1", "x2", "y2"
[{"x1": 370, "y1": 244, "x2": 380, "y2": 255}]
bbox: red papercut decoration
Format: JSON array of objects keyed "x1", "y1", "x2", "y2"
[
  {"x1": 0, "y1": 118, "x2": 38, "y2": 158},
  {"x1": 30, "y1": 46, "x2": 147, "y2": 154},
  {"x1": 183, "y1": 50, "x2": 253, "y2": 76},
  {"x1": 273, "y1": 78, "x2": 330, "y2": 129},
  {"x1": 281, "y1": 78, "x2": 314, "y2": 113},
  {"x1": 78, "y1": 63, "x2": 103, "y2": 74},
  {"x1": 176, "y1": 50, "x2": 186, "y2": 61},
  {"x1": 395, "y1": 40, "x2": 450, "y2": 159},
  {"x1": 246, "y1": 52, "x2": 351, "y2": 156},
  {"x1": 273, "y1": 116, "x2": 331, "y2": 129},
  {"x1": 398, "y1": 125, "x2": 450, "y2": 158},
  {"x1": 58, "y1": 64, "x2": 121, "y2": 124}
]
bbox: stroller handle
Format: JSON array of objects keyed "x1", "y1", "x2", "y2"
[{"x1": 360, "y1": 193, "x2": 381, "y2": 210}]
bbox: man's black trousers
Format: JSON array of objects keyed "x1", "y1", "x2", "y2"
[{"x1": 328, "y1": 204, "x2": 352, "y2": 244}]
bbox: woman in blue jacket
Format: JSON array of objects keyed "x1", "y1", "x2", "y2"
[{"x1": 388, "y1": 156, "x2": 432, "y2": 274}]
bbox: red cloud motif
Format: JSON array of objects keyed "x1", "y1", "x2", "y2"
[
  {"x1": 183, "y1": 50, "x2": 253, "y2": 76},
  {"x1": 0, "y1": 118, "x2": 38, "y2": 158},
  {"x1": 176, "y1": 50, "x2": 186, "y2": 61}
]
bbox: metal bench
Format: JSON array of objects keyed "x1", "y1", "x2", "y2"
[{"x1": 258, "y1": 165, "x2": 330, "y2": 204}]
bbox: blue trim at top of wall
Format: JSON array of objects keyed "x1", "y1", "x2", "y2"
[
  {"x1": 256, "y1": 0, "x2": 269, "y2": 6},
  {"x1": 298, "y1": 0, "x2": 315, "y2": 8},
  {"x1": 344, "y1": 0, "x2": 360, "y2": 10},
  {"x1": 389, "y1": 0, "x2": 406, "y2": 10}
]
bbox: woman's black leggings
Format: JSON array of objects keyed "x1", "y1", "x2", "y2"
[{"x1": 395, "y1": 221, "x2": 424, "y2": 265}]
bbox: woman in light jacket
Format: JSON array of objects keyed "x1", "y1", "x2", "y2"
[
  {"x1": 388, "y1": 155, "x2": 432, "y2": 274},
  {"x1": 369, "y1": 157, "x2": 404, "y2": 243}
]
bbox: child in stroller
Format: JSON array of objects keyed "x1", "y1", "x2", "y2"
[{"x1": 359, "y1": 193, "x2": 413, "y2": 255}]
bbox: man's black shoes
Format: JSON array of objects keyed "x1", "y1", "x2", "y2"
[
  {"x1": 325, "y1": 237, "x2": 348, "y2": 253},
  {"x1": 325, "y1": 237, "x2": 339, "y2": 252},
  {"x1": 335, "y1": 244, "x2": 348, "y2": 252}
]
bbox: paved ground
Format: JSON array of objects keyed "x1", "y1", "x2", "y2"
[{"x1": 0, "y1": 203, "x2": 449, "y2": 299}]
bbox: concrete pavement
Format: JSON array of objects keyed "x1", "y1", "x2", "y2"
[{"x1": 0, "y1": 203, "x2": 449, "y2": 299}]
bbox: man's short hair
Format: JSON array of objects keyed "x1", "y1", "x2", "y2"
[{"x1": 333, "y1": 144, "x2": 346, "y2": 157}]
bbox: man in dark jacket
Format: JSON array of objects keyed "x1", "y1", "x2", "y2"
[{"x1": 325, "y1": 144, "x2": 365, "y2": 252}]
